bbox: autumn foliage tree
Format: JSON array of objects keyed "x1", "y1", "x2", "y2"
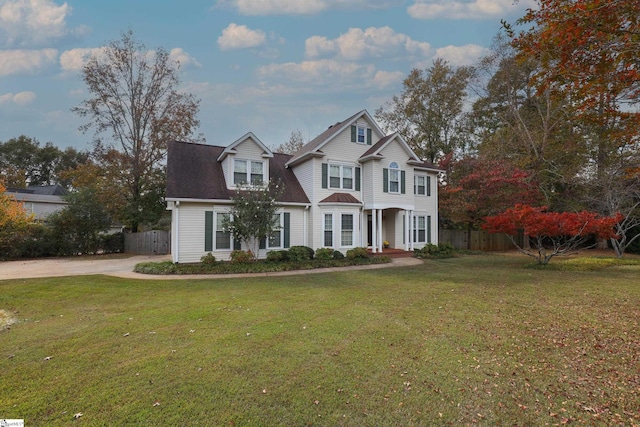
[
  {"x1": 439, "y1": 155, "x2": 542, "y2": 248},
  {"x1": 483, "y1": 204, "x2": 621, "y2": 265},
  {"x1": 0, "y1": 182, "x2": 34, "y2": 259}
]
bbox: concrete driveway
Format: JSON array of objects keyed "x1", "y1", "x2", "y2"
[
  {"x1": 0, "y1": 255, "x2": 171, "y2": 280},
  {"x1": 0, "y1": 255, "x2": 422, "y2": 280}
]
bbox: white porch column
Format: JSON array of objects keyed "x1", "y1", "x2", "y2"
[
  {"x1": 410, "y1": 210, "x2": 415, "y2": 251},
  {"x1": 377, "y1": 208, "x2": 383, "y2": 253},
  {"x1": 371, "y1": 209, "x2": 377, "y2": 253},
  {"x1": 404, "y1": 210, "x2": 410, "y2": 251}
]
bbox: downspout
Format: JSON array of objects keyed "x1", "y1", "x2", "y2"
[{"x1": 173, "y1": 201, "x2": 180, "y2": 263}]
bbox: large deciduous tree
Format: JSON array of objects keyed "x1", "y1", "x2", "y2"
[
  {"x1": 510, "y1": 0, "x2": 640, "y2": 248},
  {"x1": 471, "y1": 36, "x2": 587, "y2": 210},
  {"x1": 0, "y1": 136, "x2": 89, "y2": 189},
  {"x1": 376, "y1": 58, "x2": 474, "y2": 163},
  {"x1": 73, "y1": 30, "x2": 201, "y2": 231}
]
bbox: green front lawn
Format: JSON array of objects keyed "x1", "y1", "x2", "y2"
[{"x1": 1, "y1": 254, "x2": 638, "y2": 426}]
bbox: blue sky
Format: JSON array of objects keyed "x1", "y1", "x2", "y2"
[{"x1": 0, "y1": 0, "x2": 535, "y2": 152}]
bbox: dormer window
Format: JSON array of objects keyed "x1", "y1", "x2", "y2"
[{"x1": 234, "y1": 159, "x2": 265, "y2": 185}]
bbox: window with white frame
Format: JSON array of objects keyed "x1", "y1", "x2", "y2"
[
  {"x1": 268, "y1": 213, "x2": 283, "y2": 248},
  {"x1": 329, "y1": 164, "x2": 355, "y2": 190},
  {"x1": 415, "y1": 175, "x2": 426, "y2": 195},
  {"x1": 357, "y1": 125, "x2": 366, "y2": 143},
  {"x1": 215, "y1": 212, "x2": 231, "y2": 249},
  {"x1": 389, "y1": 162, "x2": 400, "y2": 193},
  {"x1": 323, "y1": 213, "x2": 333, "y2": 247},
  {"x1": 413, "y1": 215, "x2": 427, "y2": 243},
  {"x1": 234, "y1": 159, "x2": 264, "y2": 185},
  {"x1": 341, "y1": 213, "x2": 354, "y2": 246}
]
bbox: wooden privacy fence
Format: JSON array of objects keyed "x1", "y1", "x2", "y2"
[
  {"x1": 439, "y1": 229, "x2": 523, "y2": 251},
  {"x1": 124, "y1": 230, "x2": 171, "y2": 255}
]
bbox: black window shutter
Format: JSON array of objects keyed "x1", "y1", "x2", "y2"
[
  {"x1": 350, "y1": 125, "x2": 356, "y2": 142},
  {"x1": 234, "y1": 238, "x2": 241, "y2": 250},
  {"x1": 259, "y1": 237, "x2": 266, "y2": 250},
  {"x1": 283, "y1": 212, "x2": 290, "y2": 248},
  {"x1": 427, "y1": 215, "x2": 432, "y2": 244},
  {"x1": 401, "y1": 170, "x2": 406, "y2": 194},
  {"x1": 383, "y1": 168, "x2": 388, "y2": 193},
  {"x1": 321, "y1": 163, "x2": 328, "y2": 189},
  {"x1": 355, "y1": 167, "x2": 361, "y2": 191},
  {"x1": 366, "y1": 128, "x2": 372, "y2": 145},
  {"x1": 204, "y1": 211, "x2": 213, "y2": 252},
  {"x1": 427, "y1": 175, "x2": 431, "y2": 196}
]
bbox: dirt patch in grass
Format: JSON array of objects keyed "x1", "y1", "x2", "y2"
[{"x1": 0, "y1": 309, "x2": 17, "y2": 330}]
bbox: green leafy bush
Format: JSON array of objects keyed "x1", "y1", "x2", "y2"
[
  {"x1": 333, "y1": 250, "x2": 345, "y2": 260},
  {"x1": 315, "y1": 247, "x2": 334, "y2": 261},
  {"x1": 200, "y1": 253, "x2": 217, "y2": 264},
  {"x1": 266, "y1": 250, "x2": 283, "y2": 263},
  {"x1": 414, "y1": 243, "x2": 456, "y2": 259},
  {"x1": 230, "y1": 250, "x2": 254, "y2": 263},
  {"x1": 346, "y1": 247, "x2": 369, "y2": 259},
  {"x1": 288, "y1": 246, "x2": 314, "y2": 261}
]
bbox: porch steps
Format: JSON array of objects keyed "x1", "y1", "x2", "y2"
[{"x1": 368, "y1": 248, "x2": 415, "y2": 258}]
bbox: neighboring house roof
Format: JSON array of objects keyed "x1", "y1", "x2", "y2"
[
  {"x1": 319, "y1": 193, "x2": 362, "y2": 204},
  {"x1": 9, "y1": 192, "x2": 67, "y2": 205},
  {"x1": 286, "y1": 110, "x2": 385, "y2": 167},
  {"x1": 7, "y1": 184, "x2": 67, "y2": 196},
  {"x1": 166, "y1": 141, "x2": 310, "y2": 204}
]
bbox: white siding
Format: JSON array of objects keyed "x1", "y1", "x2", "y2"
[{"x1": 175, "y1": 202, "x2": 308, "y2": 262}]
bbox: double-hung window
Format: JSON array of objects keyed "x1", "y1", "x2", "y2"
[
  {"x1": 413, "y1": 215, "x2": 426, "y2": 243},
  {"x1": 341, "y1": 214, "x2": 354, "y2": 247},
  {"x1": 323, "y1": 213, "x2": 333, "y2": 247},
  {"x1": 357, "y1": 125, "x2": 366, "y2": 143},
  {"x1": 216, "y1": 212, "x2": 231, "y2": 250},
  {"x1": 415, "y1": 175, "x2": 426, "y2": 195},
  {"x1": 329, "y1": 164, "x2": 354, "y2": 190},
  {"x1": 389, "y1": 162, "x2": 400, "y2": 193},
  {"x1": 268, "y1": 213, "x2": 282, "y2": 248},
  {"x1": 234, "y1": 159, "x2": 264, "y2": 185}
]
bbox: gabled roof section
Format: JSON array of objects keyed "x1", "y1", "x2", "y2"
[
  {"x1": 319, "y1": 193, "x2": 362, "y2": 204},
  {"x1": 358, "y1": 132, "x2": 420, "y2": 163},
  {"x1": 217, "y1": 132, "x2": 274, "y2": 162},
  {"x1": 286, "y1": 110, "x2": 384, "y2": 167},
  {"x1": 167, "y1": 141, "x2": 309, "y2": 204}
]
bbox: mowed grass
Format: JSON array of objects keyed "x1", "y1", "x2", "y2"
[{"x1": 0, "y1": 254, "x2": 639, "y2": 426}]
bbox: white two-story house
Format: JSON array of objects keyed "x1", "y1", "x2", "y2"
[{"x1": 166, "y1": 110, "x2": 441, "y2": 263}]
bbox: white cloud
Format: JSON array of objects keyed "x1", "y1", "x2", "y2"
[
  {"x1": 0, "y1": 0, "x2": 89, "y2": 47},
  {"x1": 258, "y1": 59, "x2": 376, "y2": 85},
  {"x1": 169, "y1": 48, "x2": 201, "y2": 68},
  {"x1": 216, "y1": 0, "x2": 401, "y2": 15},
  {"x1": 59, "y1": 47, "x2": 106, "y2": 73},
  {"x1": 0, "y1": 48, "x2": 57, "y2": 76},
  {"x1": 306, "y1": 26, "x2": 432, "y2": 61},
  {"x1": 0, "y1": 91, "x2": 36, "y2": 106},
  {"x1": 218, "y1": 23, "x2": 266, "y2": 51},
  {"x1": 435, "y1": 44, "x2": 489, "y2": 66},
  {"x1": 408, "y1": 0, "x2": 535, "y2": 20},
  {"x1": 372, "y1": 70, "x2": 405, "y2": 88}
]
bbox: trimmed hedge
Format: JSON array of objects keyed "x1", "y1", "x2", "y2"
[{"x1": 134, "y1": 256, "x2": 392, "y2": 275}]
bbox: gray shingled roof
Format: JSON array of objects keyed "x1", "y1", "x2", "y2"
[
  {"x1": 166, "y1": 141, "x2": 309, "y2": 204},
  {"x1": 319, "y1": 193, "x2": 362, "y2": 204},
  {"x1": 286, "y1": 110, "x2": 365, "y2": 166}
]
